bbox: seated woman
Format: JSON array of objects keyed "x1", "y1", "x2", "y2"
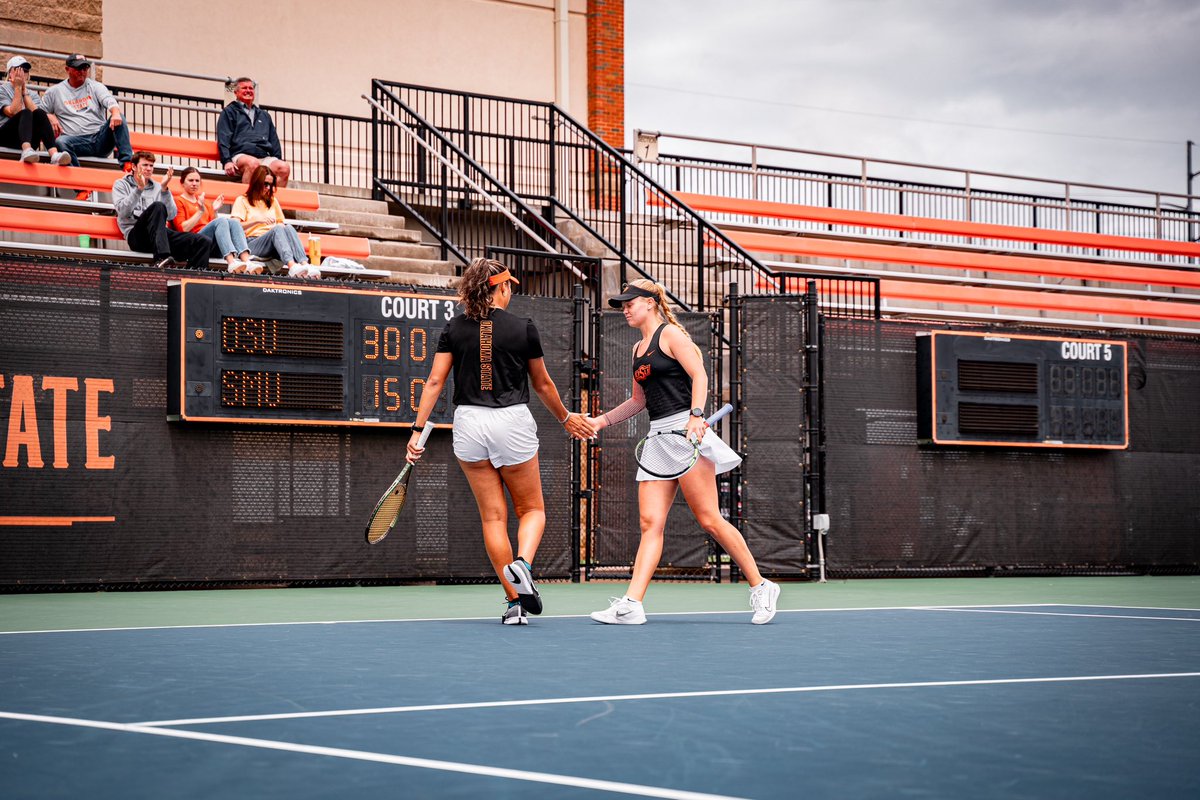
[
  {"x1": 230, "y1": 165, "x2": 319, "y2": 279},
  {"x1": 172, "y1": 167, "x2": 257, "y2": 274},
  {"x1": 1, "y1": 56, "x2": 71, "y2": 165}
]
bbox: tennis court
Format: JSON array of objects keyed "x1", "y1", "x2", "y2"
[{"x1": 2, "y1": 578, "x2": 1198, "y2": 799}]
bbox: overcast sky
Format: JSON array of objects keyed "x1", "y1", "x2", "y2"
[{"x1": 625, "y1": 0, "x2": 1199, "y2": 204}]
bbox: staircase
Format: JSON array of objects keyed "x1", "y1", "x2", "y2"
[{"x1": 290, "y1": 181, "x2": 458, "y2": 287}]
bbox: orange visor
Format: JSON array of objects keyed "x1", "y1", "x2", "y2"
[{"x1": 488, "y1": 269, "x2": 520, "y2": 286}]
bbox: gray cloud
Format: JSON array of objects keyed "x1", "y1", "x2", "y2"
[{"x1": 627, "y1": 0, "x2": 1200, "y2": 196}]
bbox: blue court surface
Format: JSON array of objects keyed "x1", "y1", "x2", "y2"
[{"x1": 2, "y1": 596, "x2": 1199, "y2": 798}]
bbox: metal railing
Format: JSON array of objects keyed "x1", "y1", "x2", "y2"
[
  {"x1": 631, "y1": 130, "x2": 1200, "y2": 263},
  {"x1": 367, "y1": 83, "x2": 597, "y2": 292},
  {"x1": 19, "y1": 75, "x2": 373, "y2": 188},
  {"x1": 371, "y1": 81, "x2": 818, "y2": 312}
]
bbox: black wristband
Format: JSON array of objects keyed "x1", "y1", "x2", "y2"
[{"x1": 411, "y1": 424, "x2": 425, "y2": 433}]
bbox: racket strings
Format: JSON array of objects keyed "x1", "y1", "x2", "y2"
[
  {"x1": 365, "y1": 481, "x2": 408, "y2": 544},
  {"x1": 636, "y1": 433, "x2": 698, "y2": 478}
]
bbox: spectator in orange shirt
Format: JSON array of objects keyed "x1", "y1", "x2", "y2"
[{"x1": 172, "y1": 166, "x2": 258, "y2": 274}]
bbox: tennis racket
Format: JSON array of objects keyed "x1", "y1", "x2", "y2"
[
  {"x1": 634, "y1": 403, "x2": 733, "y2": 479},
  {"x1": 364, "y1": 425, "x2": 434, "y2": 544}
]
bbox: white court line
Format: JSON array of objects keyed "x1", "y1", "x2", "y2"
[
  {"x1": 0, "y1": 603, "x2": 1060, "y2": 636},
  {"x1": 138, "y1": 671, "x2": 1200, "y2": 727},
  {"x1": 4, "y1": 603, "x2": 1196, "y2": 636},
  {"x1": 0, "y1": 710, "x2": 745, "y2": 800},
  {"x1": 920, "y1": 608, "x2": 1200, "y2": 623}
]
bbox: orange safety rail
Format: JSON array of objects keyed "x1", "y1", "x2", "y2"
[
  {"x1": 663, "y1": 191, "x2": 1200, "y2": 260},
  {"x1": 0, "y1": 207, "x2": 370, "y2": 259},
  {"x1": 0, "y1": 160, "x2": 319, "y2": 211},
  {"x1": 727, "y1": 230, "x2": 1200, "y2": 291},
  {"x1": 129, "y1": 132, "x2": 221, "y2": 162},
  {"x1": 760, "y1": 274, "x2": 1200, "y2": 323}
]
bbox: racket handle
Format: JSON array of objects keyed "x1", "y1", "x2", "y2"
[
  {"x1": 706, "y1": 403, "x2": 733, "y2": 426},
  {"x1": 417, "y1": 424, "x2": 434, "y2": 447}
]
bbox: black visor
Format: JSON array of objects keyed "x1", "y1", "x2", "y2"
[{"x1": 607, "y1": 284, "x2": 657, "y2": 308}]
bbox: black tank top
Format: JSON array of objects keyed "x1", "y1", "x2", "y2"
[{"x1": 633, "y1": 324, "x2": 692, "y2": 420}]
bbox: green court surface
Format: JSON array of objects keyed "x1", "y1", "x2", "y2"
[{"x1": 2, "y1": 575, "x2": 1197, "y2": 632}]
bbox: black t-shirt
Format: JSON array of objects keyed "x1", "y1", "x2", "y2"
[
  {"x1": 437, "y1": 308, "x2": 544, "y2": 407},
  {"x1": 634, "y1": 323, "x2": 693, "y2": 420}
]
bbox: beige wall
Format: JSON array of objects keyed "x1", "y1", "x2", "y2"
[{"x1": 100, "y1": 0, "x2": 588, "y2": 118}]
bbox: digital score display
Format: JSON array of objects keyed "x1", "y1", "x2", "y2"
[
  {"x1": 168, "y1": 279, "x2": 456, "y2": 426},
  {"x1": 916, "y1": 331, "x2": 1129, "y2": 449}
]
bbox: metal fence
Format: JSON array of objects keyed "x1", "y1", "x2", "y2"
[{"x1": 630, "y1": 133, "x2": 1200, "y2": 266}]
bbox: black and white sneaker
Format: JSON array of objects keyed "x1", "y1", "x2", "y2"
[
  {"x1": 503, "y1": 558, "x2": 542, "y2": 615},
  {"x1": 501, "y1": 602, "x2": 528, "y2": 626}
]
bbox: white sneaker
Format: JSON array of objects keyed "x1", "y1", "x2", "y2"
[
  {"x1": 749, "y1": 579, "x2": 780, "y2": 624},
  {"x1": 20, "y1": 148, "x2": 39, "y2": 163},
  {"x1": 226, "y1": 260, "x2": 248, "y2": 274},
  {"x1": 51, "y1": 151, "x2": 72, "y2": 166},
  {"x1": 590, "y1": 596, "x2": 647, "y2": 625}
]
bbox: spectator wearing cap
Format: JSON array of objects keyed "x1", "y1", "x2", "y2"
[
  {"x1": 1, "y1": 55, "x2": 71, "y2": 165},
  {"x1": 217, "y1": 77, "x2": 291, "y2": 188},
  {"x1": 39, "y1": 54, "x2": 133, "y2": 173}
]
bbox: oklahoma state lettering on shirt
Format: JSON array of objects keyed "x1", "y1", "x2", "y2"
[
  {"x1": 479, "y1": 319, "x2": 493, "y2": 390},
  {"x1": 436, "y1": 308, "x2": 543, "y2": 408}
]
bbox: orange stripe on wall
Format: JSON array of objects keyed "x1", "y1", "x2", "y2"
[{"x1": 0, "y1": 517, "x2": 116, "y2": 526}]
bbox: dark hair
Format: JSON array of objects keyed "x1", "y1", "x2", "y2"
[
  {"x1": 132, "y1": 150, "x2": 155, "y2": 166},
  {"x1": 245, "y1": 165, "x2": 275, "y2": 205},
  {"x1": 178, "y1": 166, "x2": 201, "y2": 184},
  {"x1": 457, "y1": 258, "x2": 508, "y2": 320}
]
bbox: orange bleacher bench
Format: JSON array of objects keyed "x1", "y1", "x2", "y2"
[
  {"x1": 0, "y1": 207, "x2": 369, "y2": 259},
  {"x1": 658, "y1": 191, "x2": 1200, "y2": 261},
  {"x1": 129, "y1": 133, "x2": 221, "y2": 162},
  {"x1": 762, "y1": 274, "x2": 1200, "y2": 324},
  {"x1": 0, "y1": 160, "x2": 319, "y2": 211},
  {"x1": 726, "y1": 230, "x2": 1200, "y2": 292}
]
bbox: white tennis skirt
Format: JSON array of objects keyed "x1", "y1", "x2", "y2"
[{"x1": 636, "y1": 409, "x2": 742, "y2": 482}]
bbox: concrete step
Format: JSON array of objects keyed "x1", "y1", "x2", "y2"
[
  {"x1": 369, "y1": 240, "x2": 442, "y2": 259},
  {"x1": 378, "y1": 271, "x2": 457, "y2": 288},
  {"x1": 364, "y1": 255, "x2": 457, "y2": 276},
  {"x1": 312, "y1": 194, "x2": 391, "y2": 215}
]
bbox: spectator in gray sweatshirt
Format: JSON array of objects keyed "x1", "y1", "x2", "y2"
[
  {"x1": 112, "y1": 150, "x2": 210, "y2": 269},
  {"x1": 40, "y1": 54, "x2": 133, "y2": 172}
]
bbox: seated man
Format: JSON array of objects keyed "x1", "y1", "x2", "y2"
[
  {"x1": 112, "y1": 150, "x2": 210, "y2": 270},
  {"x1": 217, "y1": 77, "x2": 292, "y2": 188},
  {"x1": 40, "y1": 54, "x2": 133, "y2": 173}
]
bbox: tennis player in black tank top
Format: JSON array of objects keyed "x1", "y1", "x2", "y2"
[
  {"x1": 405, "y1": 259, "x2": 595, "y2": 625},
  {"x1": 585, "y1": 279, "x2": 781, "y2": 625}
]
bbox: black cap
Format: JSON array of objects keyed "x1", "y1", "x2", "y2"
[
  {"x1": 607, "y1": 284, "x2": 658, "y2": 308},
  {"x1": 65, "y1": 54, "x2": 92, "y2": 69}
]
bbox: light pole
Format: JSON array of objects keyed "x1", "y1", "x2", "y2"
[{"x1": 1189, "y1": 141, "x2": 1199, "y2": 242}]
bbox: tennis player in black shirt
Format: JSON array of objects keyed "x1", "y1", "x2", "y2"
[
  {"x1": 585, "y1": 279, "x2": 781, "y2": 625},
  {"x1": 406, "y1": 258, "x2": 595, "y2": 624}
]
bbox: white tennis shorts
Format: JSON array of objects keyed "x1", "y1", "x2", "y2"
[
  {"x1": 636, "y1": 409, "x2": 742, "y2": 482},
  {"x1": 452, "y1": 404, "x2": 539, "y2": 467}
]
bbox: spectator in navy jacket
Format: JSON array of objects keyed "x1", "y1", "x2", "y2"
[{"x1": 216, "y1": 77, "x2": 291, "y2": 188}]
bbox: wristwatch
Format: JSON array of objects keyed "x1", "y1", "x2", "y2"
[{"x1": 690, "y1": 407, "x2": 704, "y2": 418}]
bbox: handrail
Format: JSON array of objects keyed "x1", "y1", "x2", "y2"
[
  {"x1": 371, "y1": 80, "x2": 803, "y2": 311},
  {"x1": 636, "y1": 128, "x2": 1199, "y2": 207},
  {"x1": 3, "y1": 44, "x2": 232, "y2": 87},
  {"x1": 365, "y1": 88, "x2": 588, "y2": 280}
]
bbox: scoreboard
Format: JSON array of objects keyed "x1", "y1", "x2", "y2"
[
  {"x1": 916, "y1": 330, "x2": 1129, "y2": 449},
  {"x1": 168, "y1": 279, "x2": 455, "y2": 426}
]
